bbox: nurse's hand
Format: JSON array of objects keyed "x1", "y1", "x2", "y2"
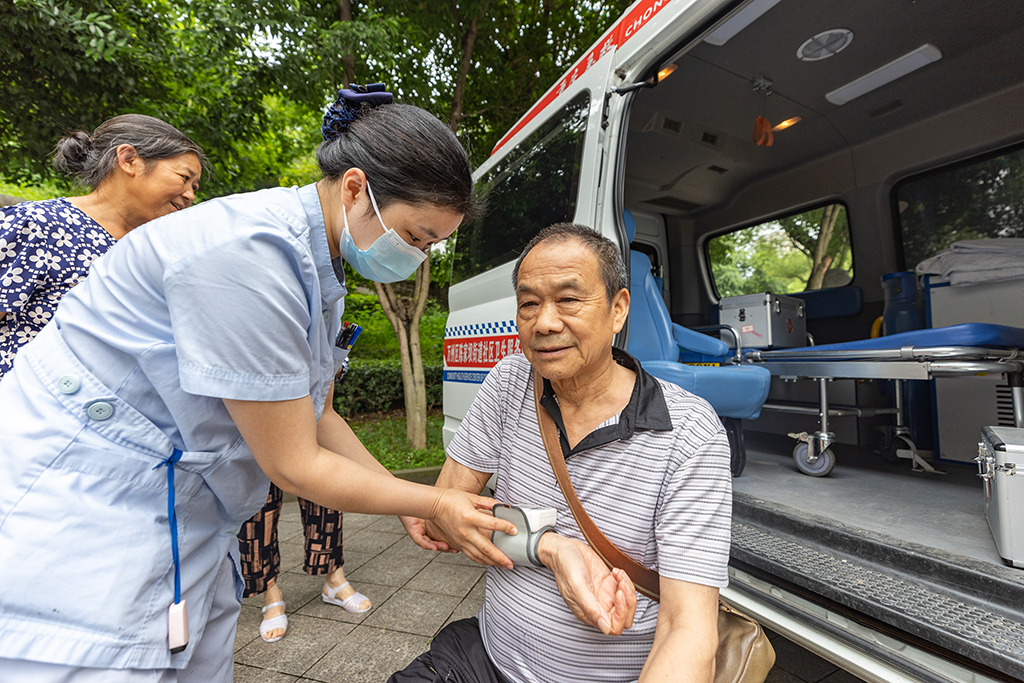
[{"x1": 426, "y1": 489, "x2": 517, "y2": 569}]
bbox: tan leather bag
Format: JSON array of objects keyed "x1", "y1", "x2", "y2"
[{"x1": 533, "y1": 371, "x2": 776, "y2": 683}]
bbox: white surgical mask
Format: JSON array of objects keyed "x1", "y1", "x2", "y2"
[{"x1": 339, "y1": 180, "x2": 427, "y2": 283}]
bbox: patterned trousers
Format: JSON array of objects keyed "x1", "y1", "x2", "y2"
[{"x1": 236, "y1": 483, "x2": 345, "y2": 598}]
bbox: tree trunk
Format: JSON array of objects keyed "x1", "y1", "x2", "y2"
[
  {"x1": 448, "y1": 1, "x2": 489, "y2": 132},
  {"x1": 373, "y1": 255, "x2": 432, "y2": 449},
  {"x1": 338, "y1": 0, "x2": 356, "y2": 88},
  {"x1": 807, "y1": 204, "x2": 840, "y2": 290}
]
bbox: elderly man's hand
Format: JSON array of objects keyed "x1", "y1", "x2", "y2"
[
  {"x1": 400, "y1": 516, "x2": 453, "y2": 552},
  {"x1": 423, "y1": 489, "x2": 516, "y2": 569},
  {"x1": 537, "y1": 532, "x2": 637, "y2": 635}
]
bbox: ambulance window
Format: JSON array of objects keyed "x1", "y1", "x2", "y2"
[
  {"x1": 895, "y1": 145, "x2": 1024, "y2": 270},
  {"x1": 707, "y1": 203, "x2": 853, "y2": 299},
  {"x1": 451, "y1": 92, "x2": 589, "y2": 284}
]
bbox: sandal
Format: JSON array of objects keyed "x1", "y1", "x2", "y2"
[
  {"x1": 322, "y1": 581, "x2": 371, "y2": 613},
  {"x1": 259, "y1": 601, "x2": 288, "y2": 643}
]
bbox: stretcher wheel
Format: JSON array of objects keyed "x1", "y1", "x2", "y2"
[
  {"x1": 793, "y1": 442, "x2": 835, "y2": 477},
  {"x1": 722, "y1": 418, "x2": 746, "y2": 478}
]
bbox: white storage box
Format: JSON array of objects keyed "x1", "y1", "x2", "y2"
[
  {"x1": 978, "y1": 426, "x2": 1024, "y2": 568},
  {"x1": 718, "y1": 292, "x2": 806, "y2": 349}
]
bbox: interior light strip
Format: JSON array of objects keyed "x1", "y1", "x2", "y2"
[
  {"x1": 704, "y1": 0, "x2": 784, "y2": 47},
  {"x1": 825, "y1": 44, "x2": 942, "y2": 106}
]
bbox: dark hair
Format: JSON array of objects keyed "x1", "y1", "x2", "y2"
[
  {"x1": 513, "y1": 223, "x2": 628, "y2": 302},
  {"x1": 52, "y1": 114, "x2": 205, "y2": 190},
  {"x1": 317, "y1": 102, "x2": 478, "y2": 220}
]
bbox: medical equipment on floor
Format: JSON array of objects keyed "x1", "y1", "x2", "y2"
[
  {"x1": 977, "y1": 426, "x2": 1024, "y2": 568},
  {"x1": 744, "y1": 323, "x2": 1024, "y2": 476}
]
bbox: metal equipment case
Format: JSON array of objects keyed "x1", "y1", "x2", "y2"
[
  {"x1": 978, "y1": 426, "x2": 1024, "y2": 568},
  {"x1": 719, "y1": 293, "x2": 806, "y2": 350}
]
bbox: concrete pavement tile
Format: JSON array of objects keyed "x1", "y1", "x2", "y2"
[
  {"x1": 364, "y1": 588, "x2": 461, "y2": 637},
  {"x1": 233, "y1": 663, "x2": 299, "y2": 683},
  {"x1": 405, "y1": 560, "x2": 485, "y2": 597},
  {"x1": 342, "y1": 513, "x2": 378, "y2": 533},
  {"x1": 303, "y1": 625, "x2": 431, "y2": 683},
  {"x1": 279, "y1": 540, "x2": 307, "y2": 572},
  {"x1": 295, "y1": 582, "x2": 398, "y2": 623},
  {"x1": 241, "y1": 572, "x2": 328, "y2": 613},
  {"x1": 343, "y1": 529, "x2": 405, "y2": 555},
  {"x1": 235, "y1": 605, "x2": 264, "y2": 652},
  {"x1": 348, "y1": 545, "x2": 433, "y2": 587},
  {"x1": 234, "y1": 614, "x2": 355, "y2": 676},
  {"x1": 280, "y1": 502, "x2": 301, "y2": 524},
  {"x1": 431, "y1": 549, "x2": 481, "y2": 566},
  {"x1": 390, "y1": 534, "x2": 443, "y2": 559},
  {"x1": 364, "y1": 515, "x2": 408, "y2": 533},
  {"x1": 443, "y1": 593, "x2": 484, "y2": 630},
  {"x1": 467, "y1": 574, "x2": 486, "y2": 602},
  {"x1": 278, "y1": 520, "x2": 305, "y2": 543}
]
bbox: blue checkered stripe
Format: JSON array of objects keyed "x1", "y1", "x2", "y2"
[{"x1": 445, "y1": 320, "x2": 516, "y2": 338}]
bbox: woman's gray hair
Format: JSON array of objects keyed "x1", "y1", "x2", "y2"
[
  {"x1": 512, "y1": 223, "x2": 628, "y2": 302},
  {"x1": 52, "y1": 114, "x2": 205, "y2": 190}
]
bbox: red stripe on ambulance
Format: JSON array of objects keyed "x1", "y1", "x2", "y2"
[{"x1": 491, "y1": 0, "x2": 674, "y2": 155}]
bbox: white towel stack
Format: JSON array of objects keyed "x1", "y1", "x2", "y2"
[{"x1": 916, "y1": 239, "x2": 1024, "y2": 285}]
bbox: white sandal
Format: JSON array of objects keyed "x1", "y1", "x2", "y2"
[
  {"x1": 322, "y1": 581, "x2": 371, "y2": 613},
  {"x1": 259, "y1": 601, "x2": 288, "y2": 643}
]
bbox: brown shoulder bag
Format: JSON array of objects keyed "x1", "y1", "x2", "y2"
[{"x1": 533, "y1": 371, "x2": 776, "y2": 683}]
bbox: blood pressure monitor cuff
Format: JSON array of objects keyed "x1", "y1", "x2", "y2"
[{"x1": 491, "y1": 504, "x2": 557, "y2": 567}]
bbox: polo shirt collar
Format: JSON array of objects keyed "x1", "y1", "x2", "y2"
[
  {"x1": 539, "y1": 348, "x2": 673, "y2": 459},
  {"x1": 300, "y1": 183, "x2": 347, "y2": 306}
]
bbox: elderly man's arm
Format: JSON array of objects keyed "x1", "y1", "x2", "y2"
[{"x1": 639, "y1": 577, "x2": 720, "y2": 683}]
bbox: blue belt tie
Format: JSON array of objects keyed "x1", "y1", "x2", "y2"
[{"x1": 154, "y1": 448, "x2": 184, "y2": 604}]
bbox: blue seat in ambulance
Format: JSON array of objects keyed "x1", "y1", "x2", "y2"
[{"x1": 624, "y1": 210, "x2": 771, "y2": 421}]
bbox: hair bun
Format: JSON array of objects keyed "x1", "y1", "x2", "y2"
[
  {"x1": 322, "y1": 83, "x2": 394, "y2": 142},
  {"x1": 52, "y1": 131, "x2": 93, "y2": 174}
]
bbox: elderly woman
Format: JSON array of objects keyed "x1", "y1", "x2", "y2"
[
  {"x1": 0, "y1": 114, "x2": 203, "y2": 377},
  {"x1": 0, "y1": 86, "x2": 514, "y2": 683}
]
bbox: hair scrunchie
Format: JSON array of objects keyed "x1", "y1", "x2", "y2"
[{"x1": 322, "y1": 83, "x2": 394, "y2": 142}]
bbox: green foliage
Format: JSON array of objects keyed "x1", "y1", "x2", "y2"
[
  {"x1": 333, "y1": 361, "x2": 442, "y2": 416},
  {"x1": 341, "y1": 291, "x2": 447, "y2": 365},
  {"x1": 708, "y1": 204, "x2": 854, "y2": 298},
  {"x1": 897, "y1": 146, "x2": 1024, "y2": 267},
  {"x1": 347, "y1": 410, "x2": 446, "y2": 471}
]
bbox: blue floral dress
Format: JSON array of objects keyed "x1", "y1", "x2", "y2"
[{"x1": 0, "y1": 198, "x2": 116, "y2": 377}]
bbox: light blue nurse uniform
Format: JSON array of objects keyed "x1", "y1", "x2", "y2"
[{"x1": 0, "y1": 183, "x2": 348, "y2": 675}]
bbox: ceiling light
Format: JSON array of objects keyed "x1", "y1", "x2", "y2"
[
  {"x1": 704, "y1": 0, "x2": 783, "y2": 47},
  {"x1": 772, "y1": 117, "x2": 802, "y2": 131},
  {"x1": 656, "y1": 63, "x2": 678, "y2": 81},
  {"x1": 825, "y1": 44, "x2": 942, "y2": 106}
]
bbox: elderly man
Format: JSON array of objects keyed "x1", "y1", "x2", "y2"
[{"x1": 392, "y1": 223, "x2": 732, "y2": 683}]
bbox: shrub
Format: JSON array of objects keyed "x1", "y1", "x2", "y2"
[{"x1": 334, "y1": 360, "x2": 442, "y2": 417}]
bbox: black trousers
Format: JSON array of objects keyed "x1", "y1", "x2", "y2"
[{"x1": 389, "y1": 618, "x2": 509, "y2": 683}]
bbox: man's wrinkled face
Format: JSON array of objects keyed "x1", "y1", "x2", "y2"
[{"x1": 515, "y1": 238, "x2": 628, "y2": 382}]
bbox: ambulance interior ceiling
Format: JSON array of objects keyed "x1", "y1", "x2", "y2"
[{"x1": 623, "y1": 0, "x2": 1024, "y2": 222}]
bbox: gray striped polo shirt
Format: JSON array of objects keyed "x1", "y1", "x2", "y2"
[{"x1": 447, "y1": 350, "x2": 732, "y2": 683}]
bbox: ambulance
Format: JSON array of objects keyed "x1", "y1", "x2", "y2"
[{"x1": 442, "y1": 1, "x2": 1024, "y2": 681}]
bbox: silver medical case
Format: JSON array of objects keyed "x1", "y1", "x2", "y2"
[
  {"x1": 978, "y1": 426, "x2": 1024, "y2": 568},
  {"x1": 718, "y1": 292, "x2": 806, "y2": 349}
]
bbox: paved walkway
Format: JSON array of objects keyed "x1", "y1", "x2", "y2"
[{"x1": 233, "y1": 500, "x2": 864, "y2": 683}]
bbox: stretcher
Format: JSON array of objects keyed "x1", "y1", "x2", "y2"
[{"x1": 743, "y1": 323, "x2": 1024, "y2": 476}]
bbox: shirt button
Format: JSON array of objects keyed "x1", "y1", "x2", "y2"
[
  {"x1": 87, "y1": 401, "x2": 115, "y2": 421},
  {"x1": 57, "y1": 375, "x2": 81, "y2": 394}
]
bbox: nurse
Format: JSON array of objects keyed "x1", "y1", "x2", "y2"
[{"x1": 0, "y1": 85, "x2": 515, "y2": 682}]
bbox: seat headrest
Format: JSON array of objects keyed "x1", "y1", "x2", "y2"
[{"x1": 623, "y1": 209, "x2": 636, "y2": 244}]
